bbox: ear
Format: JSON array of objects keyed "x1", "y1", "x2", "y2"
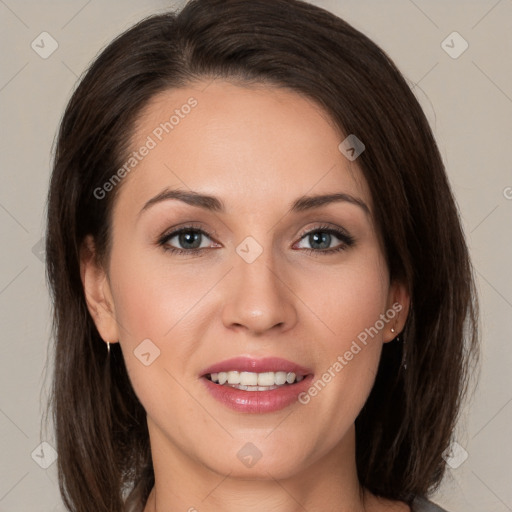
[
  {"x1": 382, "y1": 278, "x2": 410, "y2": 343},
  {"x1": 80, "y1": 235, "x2": 120, "y2": 346}
]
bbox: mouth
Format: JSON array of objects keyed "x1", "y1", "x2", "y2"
[
  {"x1": 199, "y1": 356, "x2": 314, "y2": 413},
  {"x1": 204, "y1": 370, "x2": 307, "y2": 391}
]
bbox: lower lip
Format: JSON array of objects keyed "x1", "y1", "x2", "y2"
[{"x1": 201, "y1": 374, "x2": 314, "y2": 413}]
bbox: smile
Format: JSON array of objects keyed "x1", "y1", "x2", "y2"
[{"x1": 200, "y1": 357, "x2": 314, "y2": 413}]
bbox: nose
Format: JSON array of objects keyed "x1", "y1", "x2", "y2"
[{"x1": 221, "y1": 249, "x2": 298, "y2": 336}]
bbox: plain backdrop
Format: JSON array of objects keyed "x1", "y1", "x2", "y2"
[{"x1": 0, "y1": 1, "x2": 511, "y2": 511}]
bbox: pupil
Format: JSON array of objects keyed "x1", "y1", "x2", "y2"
[
  {"x1": 311, "y1": 232, "x2": 330, "y2": 249},
  {"x1": 180, "y1": 232, "x2": 201, "y2": 249}
]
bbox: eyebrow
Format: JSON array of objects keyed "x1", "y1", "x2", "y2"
[{"x1": 138, "y1": 188, "x2": 370, "y2": 217}]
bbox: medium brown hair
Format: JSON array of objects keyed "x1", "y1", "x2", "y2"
[{"x1": 44, "y1": 0, "x2": 479, "y2": 510}]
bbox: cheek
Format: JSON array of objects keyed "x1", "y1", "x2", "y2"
[
  {"x1": 108, "y1": 251, "x2": 203, "y2": 432},
  {"x1": 107, "y1": 246, "x2": 211, "y2": 393},
  {"x1": 109, "y1": 243, "x2": 212, "y2": 341},
  {"x1": 295, "y1": 248, "x2": 389, "y2": 424},
  {"x1": 297, "y1": 247, "x2": 389, "y2": 347}
]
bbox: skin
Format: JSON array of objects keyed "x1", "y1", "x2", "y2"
[{"x1": 81, "y1": 80, "x2": 411, "y2": 512}]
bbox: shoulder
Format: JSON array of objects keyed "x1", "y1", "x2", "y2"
[{"x1": 411, "y1": 496, "x2": 450, "y2": 512}]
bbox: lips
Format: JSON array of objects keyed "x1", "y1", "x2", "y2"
[
  {"x1": 199, "y1": 356, "x2": 314, "y2": 413},
  {"x1": 200, "y1": 356, "x2": 313, "y2": 377}
]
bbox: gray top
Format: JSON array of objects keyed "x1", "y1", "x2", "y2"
[{"x1": 412, "y1": 496, "x2": 449, "y2": 511}]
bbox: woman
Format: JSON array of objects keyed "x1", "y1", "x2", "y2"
[{"x1": 44, "y1": 0, "x2": 479, "y2": 511}]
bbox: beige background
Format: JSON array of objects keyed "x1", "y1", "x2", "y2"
[{"x1": 0, "y1": 1, "x2": 511, "y2": 510}]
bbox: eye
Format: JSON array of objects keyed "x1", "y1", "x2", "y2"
[
  {"x1": 294, "y1": 224, "x2": 355, "y2": 255},
  {"x1": 158, "y1": 226, "x2": 217, "y2": 256}
]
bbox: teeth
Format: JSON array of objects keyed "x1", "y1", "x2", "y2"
[
  {"x1": 227, "y1": 371, "x2": 240, "y2": 384},
  {"x1": 257, "y1": 372, "x2": 275, "y2": 386},
  {"x1": 208, "y1": 370, "x2": 304, "y2": 386},
  {"x1": 274, "y1": 372, "x2": 287, "y2": 385},
  {"x1": 240, "y1": 371, "x2": 258, "y2": 386}
]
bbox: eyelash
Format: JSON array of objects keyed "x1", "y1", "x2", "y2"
[{"x1": 157, "y1": 223, "x2": 355, "y2": 258}]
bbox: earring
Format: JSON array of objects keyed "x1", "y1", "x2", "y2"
[
  {"x1": 390, "y1": 327, "x2": 396, "y2": 334},
  {"x1": 107, "y1": 341, "x2": 110, "y2": 354}
]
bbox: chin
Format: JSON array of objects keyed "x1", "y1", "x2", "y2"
[{"x1": 202, "y1": 448, "x2": 308, "y2": 480}]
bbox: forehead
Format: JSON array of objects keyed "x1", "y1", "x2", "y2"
[{"x1": 116, "y1": 80, "x2": 372, "y2": 218}]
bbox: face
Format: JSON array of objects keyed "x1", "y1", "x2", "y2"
[{"x1": 81, "y1": 80, "x2": 409, "y2": 481}]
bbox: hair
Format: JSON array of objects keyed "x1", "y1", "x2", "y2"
[{"x1": 44, "y1": 0, "x2": 479, "y2": 510}]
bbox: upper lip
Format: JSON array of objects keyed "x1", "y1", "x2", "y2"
[{"x1": 200, "y1": 356, "x2": 313, "y2": 377}]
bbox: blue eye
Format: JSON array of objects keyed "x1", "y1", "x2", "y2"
[
  {"x1": 158, "y1": 223, "x2": 355, "y2": 257},
  {"x1": 158, "y1": 226, "x2": 215, "y2": 257},
  {"x1": 295, "y1": 224, "x2": 355, "y2": 254}
]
